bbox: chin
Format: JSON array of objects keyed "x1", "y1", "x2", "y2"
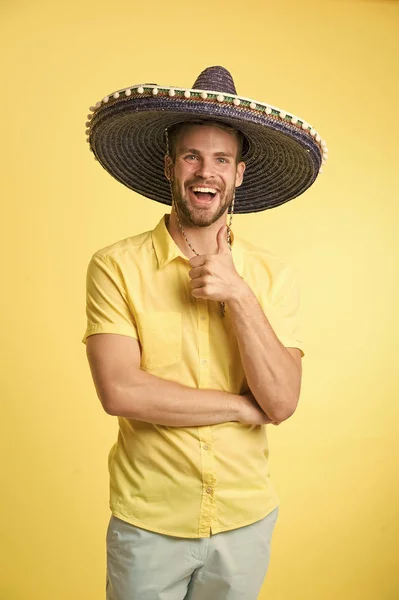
[
  {"x1": 194, "y1": 218, "x2": 216, "y2": 228},
  {"x1": 185, "y1": 212, "x2": 215, "y2": 228},
  {"x1": 191, "y1": 205, "x2": 229, "y2": 226},
  {"x1": 175, "y1": 193, "x2": 230, "y2": 227}
]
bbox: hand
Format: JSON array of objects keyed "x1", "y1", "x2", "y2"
[
  {"x1": 239, "y1": 391, "x2": 279, "y2": 426},
  {"x1": 188, "y1": 225, "x2": 246, "y2": 302}
]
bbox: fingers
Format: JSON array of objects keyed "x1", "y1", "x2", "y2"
[
  {"x1": 190, "y1": 278, "x2": 205, "y2": 290},
  {"x1": 188, "y1": 255, "x2": 207, "y2": 268},
  {"x1": 189, "y1": 265, "x2": 210, "y2": 279}
]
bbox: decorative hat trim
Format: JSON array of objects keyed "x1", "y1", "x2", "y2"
[{"x1": 86, "y1": 84, "x2": 328, "y2": 165}]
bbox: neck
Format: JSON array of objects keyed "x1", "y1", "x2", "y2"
[{"x1": 165, "y1": 207, "x2": 228, "y2": 258}]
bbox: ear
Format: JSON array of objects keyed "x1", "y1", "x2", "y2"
[
  {"x1": 164, "y1": 155, "x2": 174, "y2": 182},
  {"x1": 235, "y1": 161, "x2": 246, "y2": 188}
]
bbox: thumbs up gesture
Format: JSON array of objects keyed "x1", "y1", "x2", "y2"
[{"x1": 188, "y1": 225, "x2": 245, "y2": 302}]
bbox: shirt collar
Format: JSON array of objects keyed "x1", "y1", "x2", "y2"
[{"x1": 152, "y1": 214, "x2": 244, "y2": 277}]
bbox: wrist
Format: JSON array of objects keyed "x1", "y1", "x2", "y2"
[
  {"x1": 227, "y1": 279, "x2": 253, "y2": 310},
  {"x1": 230, "y1": 394, "x2": 245, "y2": 422}
]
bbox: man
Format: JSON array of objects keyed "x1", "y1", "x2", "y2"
[{"x1": 82, "y1": 66, "x2": 326, "y2": 599}]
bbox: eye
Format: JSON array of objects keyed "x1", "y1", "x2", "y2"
[
  {"x1": 184, "y1": 154, "x2": 198, "y2": 161},
  {"x1": 217, "y1": 157, "x2": 229, "y2": 163}
]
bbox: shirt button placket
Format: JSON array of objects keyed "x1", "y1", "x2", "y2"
[
  {"x1": 196, "y1": 299, "x2": 215, "y2": 536},
  {"x1": 197, "y1": 299, "x2": 210, "y2": 387}
]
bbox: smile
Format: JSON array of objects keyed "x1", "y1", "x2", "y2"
[{"x1": 189, "y1": 186, "x2": 219, "y2": 203}]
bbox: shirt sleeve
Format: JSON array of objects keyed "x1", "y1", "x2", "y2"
[
  {"x1": 81, "y1": 252, "x2": 139, "y2": 345},
  {"x1": 267, "y1": 262, "x2": 305, "y2": 358}
]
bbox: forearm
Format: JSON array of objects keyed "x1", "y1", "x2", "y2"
[
  {"x1": 227, "y1": 282, "x2": 301, "y2": 423},
  {"x1": 109, "y1": 368, "x2": 243, "y2": 426}
]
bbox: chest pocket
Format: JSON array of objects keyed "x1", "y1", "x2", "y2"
[{"x1": 136, "y1": 311, "x2": 182, "y2": 370}]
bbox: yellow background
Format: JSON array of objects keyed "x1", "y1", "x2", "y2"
[{"x1": 1, "y1": 0, "x2": 398, "y2": 598}]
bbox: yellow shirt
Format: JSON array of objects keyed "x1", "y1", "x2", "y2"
[{"x1": 82, "y1": 213, "x2": 305, "y2": 538}]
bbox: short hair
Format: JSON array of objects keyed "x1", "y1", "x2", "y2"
[{"x1": 167, "y1": 120, "x2": 246, "y2": 164}]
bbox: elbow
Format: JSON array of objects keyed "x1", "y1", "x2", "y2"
[
  {"x1": 99, "y1": 387, "x2": 123, "y2": 417},
  {"x1": 267, "y1": 397, "x2": 299, "y2": 425},
  {"x1": 100, "y1": 395, "x2": 118, "y2": 416},
  {"x1": 103, "y1": 402, "x2": 119, "y2": 416},
  {"x1": 101, "y1": 385, "x2": 140, "y2": 419},
  {"x1": 271, "y1": 409, "x2": 295, "y2": 425}
]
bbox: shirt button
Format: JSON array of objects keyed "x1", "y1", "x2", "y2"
[
  {"x1": 203, "y1": 444, "x2": 209, "y2": 451},
  {"x1": 206, "y1": 487, "x2": 213, "y2": 494},
  {"x1": 200, "y1": 316, "x2": 206, "y2": 321},
  {"x1": 201, "y1": 359, "x2": 208, "y2": 366}
]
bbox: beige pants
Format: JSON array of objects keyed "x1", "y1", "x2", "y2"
[{"x1": 106, "y1": 507, "x2": 279, "y2": 600}]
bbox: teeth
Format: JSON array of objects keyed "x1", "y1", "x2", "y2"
[{"x1": 192, "y1": 187, "x2": 217, "y2": 194}]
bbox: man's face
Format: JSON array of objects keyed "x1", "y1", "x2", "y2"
[{"x1": 165, "y1": 124, "x2": 245, "y2": 228}]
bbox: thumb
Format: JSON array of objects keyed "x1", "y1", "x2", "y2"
[{"x1": 216, "y1": 225, "x2": 229, "y2": 254}]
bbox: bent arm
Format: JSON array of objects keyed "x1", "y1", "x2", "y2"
[
  {"x1": 114, "y1": 368, "x2": 243, "y2": 426},
  {"x1": 227, "y1": 282, "x2": 302, "y2": 424},
  {"x1": 85, "y1": 333, "x2": 244, "y2": 427}
]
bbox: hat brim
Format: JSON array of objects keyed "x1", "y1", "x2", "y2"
[{"x1": 88, "y1": 89, "x2": 324, "y2": 213}]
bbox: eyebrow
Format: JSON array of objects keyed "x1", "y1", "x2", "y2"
[{"x1": 179, "y1": 148, "x2": 234, "y2": 158}]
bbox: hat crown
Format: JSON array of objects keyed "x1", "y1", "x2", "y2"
[{"x1": 192, "y1": 66, "x2": 237, "y2": 95}]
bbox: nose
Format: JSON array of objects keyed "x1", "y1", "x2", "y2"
[{"x1": 194, "y1": 156, "x2": 214, "y2": 180}]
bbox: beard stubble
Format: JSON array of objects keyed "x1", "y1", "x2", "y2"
[{"x1": 171, "y1": 179, "x2": 235, "y2": 228}]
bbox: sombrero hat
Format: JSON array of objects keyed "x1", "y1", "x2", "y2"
[{"x1": 85, "y1": 66, "x2": 327, "y2": 214}]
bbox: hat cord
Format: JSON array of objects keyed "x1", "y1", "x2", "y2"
[{"x1": 165, "y1": 128, "x2": 235, "y2": 318}]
